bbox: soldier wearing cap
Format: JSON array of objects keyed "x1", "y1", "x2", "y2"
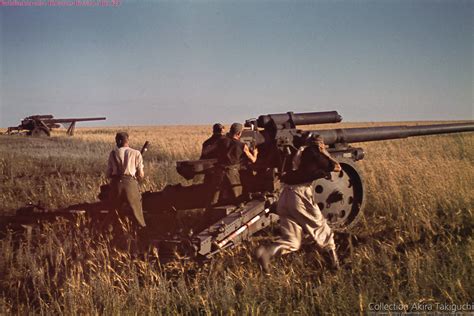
[
  {"x1": 200, "y1": 123, "x2": 225, "y2": 159},
  {"x1": 256, "y1": 133, "x2": 341, "y2": 273},
  {"x1": 106, "y1": 132, "x2": 146, "y2": 229},
  {"x1": 210, "y1": 122, "x2": 258, "y2": 205}
]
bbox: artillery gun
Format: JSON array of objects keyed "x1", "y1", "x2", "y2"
[
  {"x1": 1, "y1": 111, "x2": 473, "y2": 262},
  {"x1": 144, "y1": 111, "x2": 474, "y2": 259},
  {"x1": 6, "y1": 114, "x2": 106, "y2": 136}
]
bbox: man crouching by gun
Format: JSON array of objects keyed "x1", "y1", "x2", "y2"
[
  {"x1": 256, "y1": 133, "x2": 341, "y2": 274},
  {"x1": 102, "y1": 132, "x2": 149, "y2": 252}
]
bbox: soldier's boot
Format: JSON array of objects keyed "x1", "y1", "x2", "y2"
[
  {"x1": 327, "y1": 248, "x2": 340, "y2": 270},
  {"x1": 255, "y1": 245, "x2": 272, "y2": 275},
  {"x1": 255, "y1": 245, "x2": 287, "y2": 275}
]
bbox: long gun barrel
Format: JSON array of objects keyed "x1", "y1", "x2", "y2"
[
  {"x1": 315, "y1": 122, "x2": 474, "y2": 145},
  {"x1": 43, "y1": 117, "x2": 106, "y2": 124}
]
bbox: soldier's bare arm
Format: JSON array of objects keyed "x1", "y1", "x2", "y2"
[{"x1": 243, "y1": 144, "x2": 258, "y2": 163}]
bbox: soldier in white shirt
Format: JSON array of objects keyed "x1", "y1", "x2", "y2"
[{"x1": 106, "y1": 132, "x2": 146, "y2": 228}]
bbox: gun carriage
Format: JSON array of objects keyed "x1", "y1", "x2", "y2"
[
  {"x1": 6, "y1": 114, "x2": 106, "y2": 136},
  {"x1": 1, "y1": 111, "x2": 473, "y2": 261}
]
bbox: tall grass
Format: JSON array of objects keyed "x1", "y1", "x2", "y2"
[{"x1": 0, "y1": 123, "x2": 472, "y2": 314}]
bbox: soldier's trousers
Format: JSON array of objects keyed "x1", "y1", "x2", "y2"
[
  {"x1": 210, "y1": 167, "x2": 242, "y2": 205},
  {"x1": 103, "y1": 176, "x2": 146, "y2": 252},
  {"x1": 273, "y1": 183, "x2": 335, "y2": 254},
  {"x1": 109, "y1": 176, "x2": 146, "y2": 228}
]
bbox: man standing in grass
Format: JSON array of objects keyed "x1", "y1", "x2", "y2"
[
  {"x1": 256, "y1": 133, "x2": 341, "y2": 273},
  {"x1": 106, "y1": 132, "x2": 146, "y2": 239}
]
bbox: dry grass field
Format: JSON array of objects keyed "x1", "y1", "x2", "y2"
[{"x1": 0, "y1": 122, "x2": 473, "y2": 314}]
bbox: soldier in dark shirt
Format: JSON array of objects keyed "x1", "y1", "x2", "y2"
[
  {"x1": 200, "y1": 123, "x2": 225, "y2": 159},
  {"x1": 256, "y1": 133, "x2": 341, "y2": 273},
  {"x1": 210, "y1": 122, "x2": 258, "y2": 205}
]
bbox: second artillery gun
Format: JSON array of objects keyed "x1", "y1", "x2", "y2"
[
  {"x1": 1, "y1": 111, "x2": 473, "y2": 261},
  {"x1": 6, "y1": 114, "x2": 106, "y2": 136}
]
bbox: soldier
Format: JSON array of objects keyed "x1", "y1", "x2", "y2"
[
  {"x1": 200, "y1": 123, "x2": 225, "y2": 159},
  {"x1": 210, "y1": 122, "x2": 258, "y2": 205},
  {"x1": 256, "y1": 133, "x2": 341, "y2": 273},
  {"x1": 105, "y1": 132, "x2": 146, "y2": 244}
]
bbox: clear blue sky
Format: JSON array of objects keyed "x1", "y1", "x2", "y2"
[{"x1": 0, "y1": 0, "x2": 472, "y2": 127}]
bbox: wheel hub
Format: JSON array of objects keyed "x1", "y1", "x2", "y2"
[{"x1": 312, "y1": 162, "x2": 363, "y2": 231}]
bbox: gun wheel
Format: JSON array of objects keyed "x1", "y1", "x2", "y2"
[
  {"x1": 29, "y1": 127, "x2": 50, "y2": 137},
  {"x1": 312, "y1": 160, "x2": 363, "y2": 231}
]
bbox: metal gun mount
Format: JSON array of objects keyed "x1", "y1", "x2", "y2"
[
  {"x1": 6, "y1": 114, "x2": 106, "y2": 136},
  {"x1": 2, "y1": 111, "x2": 474, "y2": 262}
]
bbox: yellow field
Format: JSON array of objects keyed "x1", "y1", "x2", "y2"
[{"x1": 0, "y1": 122, "x2": 472, "y2": 314}]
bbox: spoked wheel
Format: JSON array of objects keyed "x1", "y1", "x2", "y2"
[
  {"x1": 312, "y1": 159, "x2": 364, "y2": 231},
  {"x1": 29, "y1": 127, "x2": 50, "y2": 137}
]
